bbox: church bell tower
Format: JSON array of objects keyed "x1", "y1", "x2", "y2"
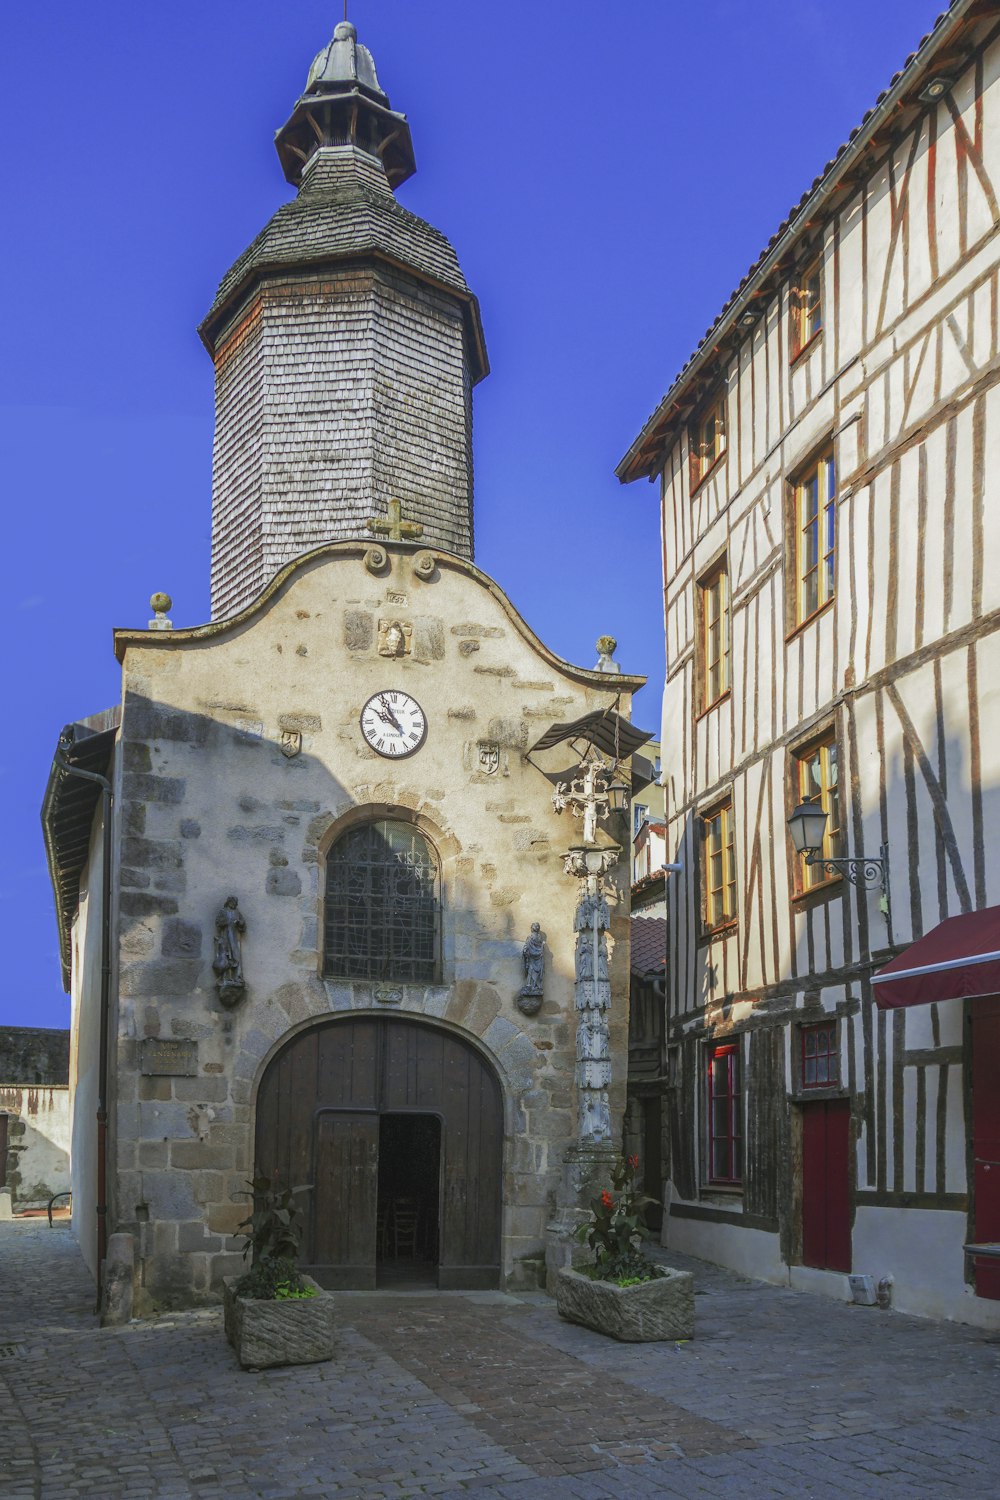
[{"x1": 199, "y1": 21, "x2": 489, "y2": 619}]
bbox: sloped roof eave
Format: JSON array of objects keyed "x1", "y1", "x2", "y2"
[{"x1": 616, "y1": 0, "x2": 978, "y2": 485}]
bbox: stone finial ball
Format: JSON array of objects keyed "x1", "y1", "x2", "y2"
[
  {"x1": 150, "y1": 592, "x2": 172, "y2": 614},
  {"x1": 596, "y1": 635, "x2": 617, "y2": 656}
]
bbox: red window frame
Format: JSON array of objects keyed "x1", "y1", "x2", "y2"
[
  {"x1": 708, "y1": 1042, "x2": 742, "y2": 1185},
  {"x1": 801, "y1": 1022, "x2": 838, "y2": 1090}
]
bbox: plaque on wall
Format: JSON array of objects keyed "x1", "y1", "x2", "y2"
[{"x1": 140, "y1": 1038, "x2": 199, "y2": 1077}]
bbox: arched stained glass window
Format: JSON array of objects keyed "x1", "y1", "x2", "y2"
[{"x1": 324, "y1": 820, "x2": 439, "y2": 982}]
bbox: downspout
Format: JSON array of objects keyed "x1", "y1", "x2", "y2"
[{"x1": 55, "y1": 732, "x2": 113, "y2": 1309}]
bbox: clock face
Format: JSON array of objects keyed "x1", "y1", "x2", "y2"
[{"x1": 360, "y1": 690, "x2": 428, "y2": 759}]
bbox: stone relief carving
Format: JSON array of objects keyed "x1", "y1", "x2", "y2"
[
  {"x1": 412, "y1": 550, "x2": 436, "y2": 580},
  {"x1": 213, "y1": 896, "x2": 246, "y2": 1007},
  {"x1": 477, "y1": 741, "x2": 500, "y2": 775},
  {"x1": 516, "y1": 923, "x2": 545, "y2": 1016},
  {"x1": 279, "y1": 729, "x2": 302, "y2": 759},
  {"x1": 378, "y1": 618, "x2": 412, "y2": 657},
  {"x1": 571, "y1": 875, "x2": 615, "y2": 1143},
  {"x1": 363, "y1": 544, "x2": 388, "y2": 575}
]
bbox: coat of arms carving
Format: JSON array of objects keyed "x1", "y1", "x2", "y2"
[
  {"x1": 477, "y1": 741, "x2": 500, "y2": 775},
  {"x1": 279, "y1": 729, "x2": 302, "y2": 759}
]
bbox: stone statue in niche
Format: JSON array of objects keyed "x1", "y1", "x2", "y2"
[
  {"x1": 213, "y1": 896, "x2": 246, "y2": 1007},
  {"x1": 574, "y1": 929, "x2": 609, "y2": 984},
  {"x1": 378, "y1": 618, "x2": 412, "y2": 657},
  {"x1": 517, "y1": 923, "x2": 545, "y2": 1016}
]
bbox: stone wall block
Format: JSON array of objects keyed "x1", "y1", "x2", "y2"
[
  {"x1": 138, "y1": 1140, "x2": 169, "y2": 1168},
  {"x1": 143, "y1": 1170, "x2": 200, "y2": 1221},
  {"x1": 207, "y1": 1201, "x2": 247, "y2": 1236},
  {"x1": 209, "y1": 1252, "x2": 246, "y2": 1290},
  {"x1": 139, "y1": 1100, "x2": 195, "y2": 1141},
  {"x1": 139, "y1": 1076, "x2": 171, "y2": 1102},
  {"x1": 170, "y1": 1140, "x2": 237, "y2": 1171},
  {"x1": 125, "y1": 700, "x2": 210, "y2": 745},
  {"x1": 172, "y1": 1076, "x2": 229, "y2": 1104},
  {"x1": 496, "y1": 1034, "x2": 537, "y2": 1092},
  {"x1": 191, "y1": 1170, "x2": 226, "y2": 1205},
  {"x1": 120, "y1": 892, "x2": 179, "y2": 919},
  {"x1": 122, "y1": 774, "x2": 187, "y2": 806},
  {"x1": 119, "y1": 958, "x2": 202, "y2": 998},
  {"x1": 161, "y1": 919, "x2": 203, "y2": 958},
  {"x1": 120, "y1": 922, "x2": 156, "y2": 958},
  {"x1": 121, "y1": 836, "x2": 184, "y2": 871},
  {"x1": 266, "y1": 867, "x2": 302, "y2": 896},
  {"x1": 344, "y1": 610, "x2": 374, "y2": 650},
  {"x1": 482, "y1": 1017, "x2": 520, "y2": 1056},
  {"x1": 412, "y1": 617, "x2": 445, "y2": 660},
  {"x1": 227, "y1": 825, "x2": 286, "y2": 845}
]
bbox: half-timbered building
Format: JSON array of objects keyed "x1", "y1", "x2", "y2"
[{"x1": 618, "y1": 0, "x2": 1000, "y2": 1325}]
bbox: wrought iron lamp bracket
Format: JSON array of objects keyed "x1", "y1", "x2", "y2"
[{"x1": 803, "y1": 843, "x2": 890, "y2": 915}]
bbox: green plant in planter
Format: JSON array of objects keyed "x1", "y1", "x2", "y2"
[
  {"x1": 576, "y1": 1154, "x2": 665, "y2": 1285},
  {"x1": 234, "y1": 1176, "x2": 316, "y2": 1301}
]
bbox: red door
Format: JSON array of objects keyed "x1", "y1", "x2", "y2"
[
  {"x1": 972, "y1": 997, "x2": 1000, "y2": 1300},
  {"x1": 802, "y1": 1099, "x2": 851, "y2": 1272}
]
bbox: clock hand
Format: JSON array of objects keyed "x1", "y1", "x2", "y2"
[{"x1": 378, "y1": 695, "x2": 404, "y2": 733}]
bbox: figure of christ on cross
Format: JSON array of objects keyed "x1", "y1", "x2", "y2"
[{"x1": 366, "y1": 497, "x2": 425, "y2": 544}]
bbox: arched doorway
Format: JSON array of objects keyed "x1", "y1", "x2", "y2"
[{"x1": 255, "y1": 1016, "x2": 503, "y2": 1290}]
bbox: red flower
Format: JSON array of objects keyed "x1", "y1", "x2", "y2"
[
  {"x1": 628, "y1": 1154, "x2": 639, "y2": 1170},
  {"x1": 601, "y1": 1190, "x2": 614, "y2": 1209}
]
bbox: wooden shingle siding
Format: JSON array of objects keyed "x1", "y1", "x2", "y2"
[{"x1": 206, "y1": 146, "x2": 483, "y2": 620}]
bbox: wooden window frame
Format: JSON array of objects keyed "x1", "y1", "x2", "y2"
[
  {"x1": 800, "y1": 1021, "x2": 840, "y2": 1091},
  {"x1": 707, "y1": 1041, "x2": 742, "y2": 1187},
  {"x1": 701, "y1": 798, "x2": 737, "y2": 934},
  {"x1": 790, "y1": 254, "x2": 823, "y2": 363},
  {"x1": 697, "y1": 557, "x2": 731, "y2": 715},
  {"x1": 688, "y1": 394, "x2": 726, "y2": 494},
  {"x1": 788, "y1": 446, "x2": 836, "y2": 632},
  {"x1": 789, "y1": 728, "x2": 843, "y2": 898}
]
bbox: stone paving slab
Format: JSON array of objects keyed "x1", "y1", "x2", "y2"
[{"x1": 2, "y1": 1222, "x2": 1000, "y2": 1497}]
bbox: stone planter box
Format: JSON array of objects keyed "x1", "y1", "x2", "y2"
[
  {"x1": 555, "y1": 1265, "x2": 694, "y2": 1342},
  {"x1": 223, "y1": 1276, "x2": 335, "y2": 1370}
]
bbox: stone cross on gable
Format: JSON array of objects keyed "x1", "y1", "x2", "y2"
[{"x1": 367, "y1": 498, "x2": 424, "y2": 544}]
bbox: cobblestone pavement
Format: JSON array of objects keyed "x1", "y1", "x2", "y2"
[{"x1": 2, "y1": 1222, "x2": 1000, "y2": 1498}]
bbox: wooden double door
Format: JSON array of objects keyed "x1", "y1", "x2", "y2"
[{"x1": 255, "y1": 1016, "x2": 503, "y2": 1290}]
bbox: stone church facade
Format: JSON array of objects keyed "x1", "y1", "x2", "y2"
[{"x1": 43, "y1": 23, "x2": 645, "y2": 1310}]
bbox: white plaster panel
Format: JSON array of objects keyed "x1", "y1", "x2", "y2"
[
  {"x1": 853, "y1": 1206, "x2": 1000, "y2": 1327},
  {"x1": 944, "y1": 1065, "x2": 968, "y2": 1194}
]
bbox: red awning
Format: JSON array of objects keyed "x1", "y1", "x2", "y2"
[{"x1": 872, "y1": 907, "x2": 1000, "y2": 1010}]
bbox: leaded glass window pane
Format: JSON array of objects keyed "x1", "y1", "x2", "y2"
[{"x1": 324, "y1": 820, "x2": 439, "y2": 982}]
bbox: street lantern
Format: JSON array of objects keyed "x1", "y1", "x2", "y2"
[
  {"x1": 786, "y1": 800, "x2": 891, "y2": 920},
  {"x1": 788, "y1": 798, "x2": 829, "y2": 857},
  {"x1": 606, "y1": 773, "x2": 629, "y2": 814}
]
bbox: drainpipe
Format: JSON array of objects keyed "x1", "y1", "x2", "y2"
[{"x1": 55, "y1": 732, "x2": 113, "y2": 1309}]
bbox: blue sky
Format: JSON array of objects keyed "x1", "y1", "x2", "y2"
[{"x1": 1, "y1": 0, "x2": 945, "y2": 1028}]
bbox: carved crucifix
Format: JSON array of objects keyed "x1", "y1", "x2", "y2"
[{"x1": 367, "y1": 498, "x2": 424, "y2": 544}]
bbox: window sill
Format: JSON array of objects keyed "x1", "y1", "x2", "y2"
[
  {"x1": 790, "y1": 329, "x2": 823, "y2": 368},
  {"x1": 695, "y1": 689, "x2": 731, "y2": 723},
  {"x1": 785, "y1": 596, "x2": 834, "y2": 644},
  {"x1": 702, "y1": 1185, "x2": 743, "y2": 1199},
  {"x1": 791, "y1": 1084, "x2": 847, "y2": 1103},
  {"x1": 791, "y1": 875, "x2": 844, "y2": 911},
  {"x1": 698, "y1": 919, "x2": 738, "y2": 945},
  {"x1": 690, "y1": 451, "x2": 726, "y2": 497}
]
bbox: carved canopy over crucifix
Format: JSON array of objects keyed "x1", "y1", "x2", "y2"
[{"x1": 367, "y1": 498, "x2": 424, "y2": 544}]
